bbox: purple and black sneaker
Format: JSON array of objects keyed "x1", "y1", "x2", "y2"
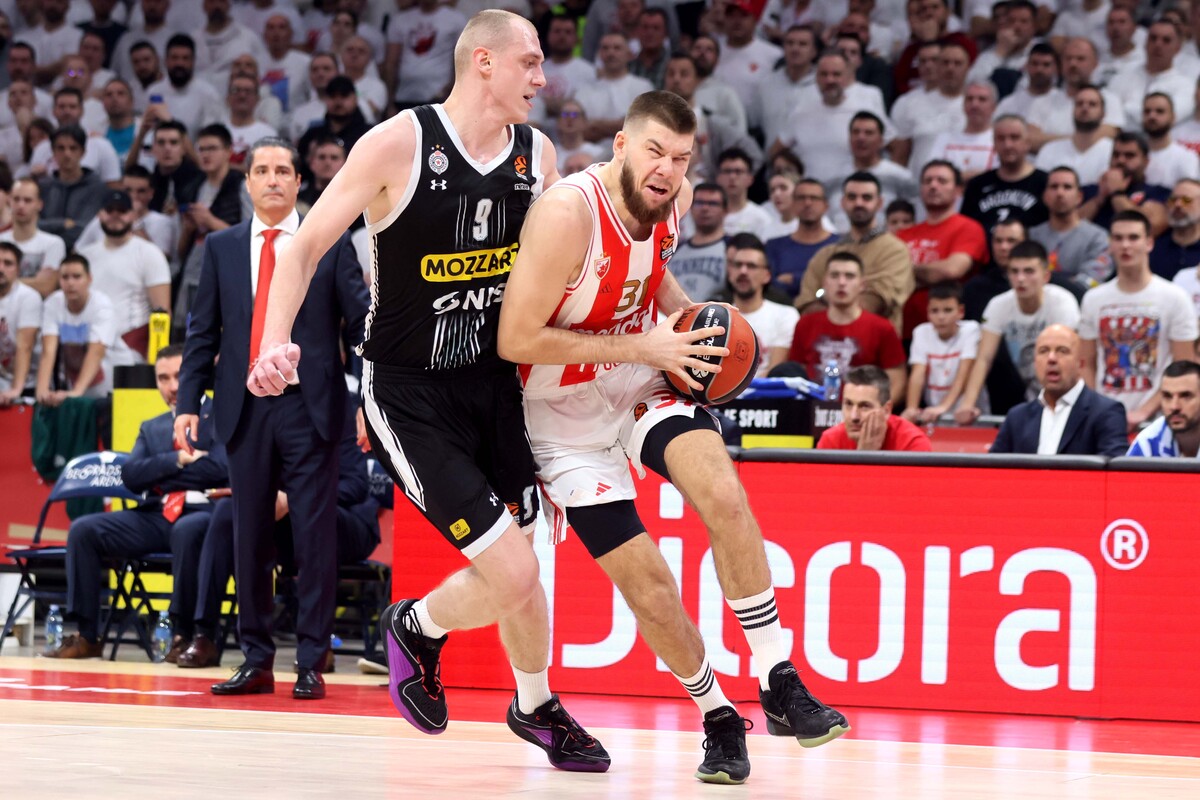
[
  {"x1": 506, "y1": 694, "x2": 611, "y2": 772},
  {"x1": 380, "y1": 599, "x2": 448, "y2": 734}
]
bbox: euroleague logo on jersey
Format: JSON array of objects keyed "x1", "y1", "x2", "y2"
[
  {"x1": 514, "y1": 155, "x2": 528, "y2": 178},
  {"x1": 659, "y1": 233, "x2": 676, "y2": 261}
]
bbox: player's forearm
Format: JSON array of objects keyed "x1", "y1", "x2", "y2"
[
  {"x1": 260, "y1": 242, "x2": 322, "y2": 351},
  {"x1": 500, "y1": 324, "x2": 651, "y2": 368}
]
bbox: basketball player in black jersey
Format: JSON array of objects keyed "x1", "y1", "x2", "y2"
[{"x1": 247, "y1": 10, "x2": 608, "y2": 771}]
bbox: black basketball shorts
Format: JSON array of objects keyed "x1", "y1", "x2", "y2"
[{"x1": 361, "y1": 360, "x2": 539, "y2": 559}]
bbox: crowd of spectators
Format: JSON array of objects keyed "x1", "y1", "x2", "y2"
[{"x1": 0, "y1": 0, "x2": 1198, "y2": 463}]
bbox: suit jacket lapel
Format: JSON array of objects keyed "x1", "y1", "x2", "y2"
[
  {"x1": 1057, "y1": 389, "x2": 1089, "y2": 453},
  {"x1": 230, "y1": 222, "x2": 254, "y2": 326}
]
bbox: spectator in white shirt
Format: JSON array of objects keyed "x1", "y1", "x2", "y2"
[
  {"x1": 200, "y1": 0, "x2": 267, "y2": 90},
  {"x1": 0, "y1": 178, "x2": 68, "y2": 298},
  {"x1": 771, "y1": 52, "x2": 890, "y2": 188},
  {"x1": 0, "y1": 240, "x2": 42, "y2": 405},
  {"x1": 1142, "y1": 92, "x2": 1200, "y2": 189},
  {"x1": 76, "y1": 187, "x2": 171, "y2": 364},
  {"x1": 552, "y1": 99, "x2": 603, "y2": 174},
  {"x1": 27, "y1": 88, "x2": 123, "y2": 185},
  {"x1": 1034, "y1": 85, "x2": 1115, "y2": 186},
  {"x1": 724, "y1": 236, "x2": 800, "y2": 377},
  {"x1": 716, "y1": 147, "x2": 772, "y2": 241},
  {"x1": 995, "y1": 43, "x2": 1074, "y2": 147},
  {"x1": 1108, "y1": 19, "x2": 1195, "y2": 124},
  {"x1": 286, "y1": 51, "x2": 338, "y2": 142},
  {"x1": 260, "y1": 14, "x2": 310, "y2": 115},
  {"x1": 28, "y1": 0, "x2": 81, "y2": 87},
  {"x1": 124, "y1": 40, "x2": 164, "y2": 113},
  {"x1": 144, "y1": 33, "x2": 224, "y2": 136},
  {"x1": 1174, "y1": 77, "x2": 1200, "y2": 156},
  {"x1": 1079, "y1": 209, "x2": 1199, "y2": 428},
  {"x1": 0, "y1": 45, "x2": 54, "y2": 128},
  {"x1": 338, "y1": 36, "x2": 387, "y2": 121},
  {"x1": 712, "y1": 0, "x2": 782, "y2": 114},
  {"x1": 929, "y1": 81, "x2": 998, "y2": 182},
  {"x1": 1060, "y1": 37, "x2": 1126, "y2": 134},
  {"x1": 576, "y1": 32, "x2": 654, "y2": 144},
  {"x1": 892, "y1": 40, "x2": 969, "y2": 177},
  {"x1": 383, "y1": 0, "x2": 466, "y2": 110},
  {"x1": 748, "y1": 24, "x2": 816, "y2": 149},
  {"x1": 967, "y1": 0, "x2": 1039, "y2": 87},
  {"x1": 689, "y1": 34, "x2": 748, "y2": 137},
  {"x1": 539, "y1": 15, "x2": 595, "y2": 122},
  {"x1": 1095, "y1": 4, "x2": 1145, "y2": 87}
]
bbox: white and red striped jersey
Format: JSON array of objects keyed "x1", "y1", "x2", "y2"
[{"x1": 519, "y1": 165, "x2": 680, "y2": 399}]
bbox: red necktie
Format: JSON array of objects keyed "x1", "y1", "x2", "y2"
[
  {"x1": 163, "y1": 438, "x2": 186, "y2": 523},
  {"x1": 249, "y1": 228, "x2": 282, "y2": 367}
]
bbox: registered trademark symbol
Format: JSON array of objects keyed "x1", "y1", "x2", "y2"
[{"x1": 1100, "y1": 519, "x2": 1148, "y2": 570}]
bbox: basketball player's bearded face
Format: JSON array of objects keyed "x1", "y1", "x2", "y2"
[{"x1": 618, "y1": 121, "x2": 693, "y2": 225}]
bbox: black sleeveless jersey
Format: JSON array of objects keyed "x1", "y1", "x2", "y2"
[{"x1": 358, "y1": 104, "x2": 544, "y2": 373}]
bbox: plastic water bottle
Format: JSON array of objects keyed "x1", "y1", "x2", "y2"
[
  {"x1": 152, "y1": 611, "x2": 172, "y2": 662},
  {"x1": 823, "y1": 360, "x2": 842, "y2": 403},
  {"x1": 45, "y1": 605, "x2": 64, "y2": 652}
]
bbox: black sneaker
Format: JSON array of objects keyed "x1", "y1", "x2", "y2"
[
  {"x1": 759, "y1": 661, "x2": 849, "y2": 747},
  {"x1": 380, "y1": 599, "x2": 448, "y2": 734},
  {"x1": 695, "y1": 706, "x2": 751, "y2": 785},
  {"x1": 506, "y1": 694, "x2": 611, "y2": 772}
]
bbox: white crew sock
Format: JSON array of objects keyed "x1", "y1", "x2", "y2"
[
  {"x1": 674, "y1": 658, "x2": 734, "y2": 716},
  {"x1": 727, "y1": 587, "x2": 789, "y2": 690},
  {"x1": 512, "y1": 666, "x2": 552, "y2": 714},
  {"x1": 402, "y1": 597, "x2": 451, "y2": 639}
]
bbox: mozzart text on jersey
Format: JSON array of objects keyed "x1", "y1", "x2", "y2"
[{"x1": 421, "y1": 243, "x2": 519, "y2": 282}]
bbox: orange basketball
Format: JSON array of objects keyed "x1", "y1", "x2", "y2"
[{"x1": 662, "y1": 303, "x2": 760, "y2": 405}]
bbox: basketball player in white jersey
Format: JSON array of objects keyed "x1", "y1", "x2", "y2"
[
  {"x1": 498, "y1": 91, "x2": 850, "y2": 785},
  {"x1": 246, "y1": 10, "x2": 609, "y2": 771}
]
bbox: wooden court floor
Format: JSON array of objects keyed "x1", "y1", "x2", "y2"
[{"x1": 2, "y1": 656, "x2": 1198, "y2": 799}]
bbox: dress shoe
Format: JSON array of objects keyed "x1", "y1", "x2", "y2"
[
  {"x1": 165, "y1": 635, "x2": 190, "y2": 664},
  {"x1": 211, "y1": 664, "x2": 275, "y2": 695},
  {"x1": 177, "y1": 634, "x2": 221, "y2": 668},
  {"x1": 44, "y1": 634, "x2": 103, "y2": 659},
  {"x1": 293, "y1": 668, "x2": 326, "y2": 700},
  {"x1": 293, "y1": 648, "x2": 335, "y2": 674}
]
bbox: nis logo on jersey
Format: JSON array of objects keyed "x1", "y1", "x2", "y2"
[{"x1": 421, "y1": 243, "x2": 519, "y2": 282}]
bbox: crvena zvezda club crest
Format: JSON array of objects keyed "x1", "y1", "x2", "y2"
[
  {"x1": 429, "y1": 146, "x2": 449, "y2": 175},
  {"x1": 594, "y1": 253, "x2": 611, "y2": 279}
]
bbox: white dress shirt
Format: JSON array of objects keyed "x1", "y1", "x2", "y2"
[
  {"x1": 1037, "y1": 379, "x2": 1085, "y2": 455},
  {"x1": 249, "y1": 209, "x2": 299, "y2": 302}
]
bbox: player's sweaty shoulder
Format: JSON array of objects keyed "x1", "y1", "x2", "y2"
[{"x1": 353, "y1": 112, "x2": 418, "y2": 182}]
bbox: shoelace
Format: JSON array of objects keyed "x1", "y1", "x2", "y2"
[
  {"x1": 702, "y1": 716, "x2": 752, "y2": 757},
  {"x1": 403, "y1": 607, "x2": 445, "y2": 700},
  {"x1": 777, "y1": 675, "x2": 824, "y2": 716},
  {"x1": 545, "y1": 704, "x2": 599, "y2": 747}
]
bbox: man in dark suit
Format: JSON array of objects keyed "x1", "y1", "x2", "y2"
[
  {"x1": 175, "y1": 397, "x2": 381, "y2": 670},
  {"x1": 174, "y1": 137, "x2": 369, "y2": 700},
  {"x1": 45, "y1": 344, "x2": 228, "y2": 659},
  {"x1": 991, "y1": 324, "x2": 1128, "y2": 456}
]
